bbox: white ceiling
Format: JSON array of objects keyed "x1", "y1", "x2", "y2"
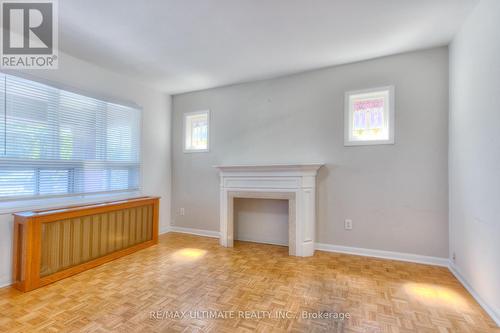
[{"x1": 59, "y1": 0, "x2": 477, "y2": 94}]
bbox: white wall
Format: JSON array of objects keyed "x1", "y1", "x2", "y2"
[
  {"x1": 172, "y1": 47, "x2": 449, "y2": 259},
  {"x1": 0, "y1": 52, "x2": 172, "y2": 287},
  {"x1": 449, "y1": 0, "x2": 500, "y2": 324}
]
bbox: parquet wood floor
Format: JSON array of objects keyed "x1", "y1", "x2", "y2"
[{"x1": 0, "y1": 232, "x2": 498, "y2": 332}]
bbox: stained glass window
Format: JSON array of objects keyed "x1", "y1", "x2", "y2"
[{"x1": 345, "y1": 87, "x2": 394, "y2": 146}]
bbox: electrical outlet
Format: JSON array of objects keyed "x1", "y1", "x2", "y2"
[
  {"x1": 344, "y1": 219, "x2": 353, "y2": 230},
  {"x1": 452, "y1": 252, "x2": 456, "y2": 262},
  {"x1": 179, "y1": 207, "x2": 185, "y2": 216}
]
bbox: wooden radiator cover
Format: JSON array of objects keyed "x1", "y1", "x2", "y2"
[{"x1": 13, "y1": 196, "x2": 159, "y2": 292}]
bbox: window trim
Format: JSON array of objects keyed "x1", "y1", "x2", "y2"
[
  {"x1": 344, "y1": 85, "x2": 395, "y2": 146},
  {"x1": 183, "y1": 109, "x2": 210, "y2": 153}
]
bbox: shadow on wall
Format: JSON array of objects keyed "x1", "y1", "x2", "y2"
[{"x1": 316, "y1": 164, "x2": 332, "y2": 242}]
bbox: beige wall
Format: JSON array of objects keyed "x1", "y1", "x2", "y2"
[
  {"x1": 172, "y1": 47, "x2": 449, "y2": 258},
  {"x1": 449, "y1": 0, "x2": 500, "y2": 322},
  {"x1": 0, "y1": 52, "x2": 172, "y2": 287}
]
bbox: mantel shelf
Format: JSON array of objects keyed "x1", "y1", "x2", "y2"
[{"x1": 213, "y1": 163, "x2": 324, "y2": 173}]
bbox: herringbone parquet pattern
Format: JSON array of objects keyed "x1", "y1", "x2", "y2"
[{"x1": 0, "y1": 233, "x2": 497, "y2": 332}]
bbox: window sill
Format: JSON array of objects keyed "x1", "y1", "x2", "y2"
[
  {"x1": 0, "y1": 191, "x2": 142, "y2": 216},
  {"x1": 183, "y1": 148, "x2": 210, "y2": 153},
  {"x1": 344, "y1": 139, "x2": 395, "y2": 146}
]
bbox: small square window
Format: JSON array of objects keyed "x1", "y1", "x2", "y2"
[
  {"x1": 344, "y1": 86, "x2": 394, "y2": 146},
  {"x1": 184, "y1": 110, "x2": 209, "y2": 152}
]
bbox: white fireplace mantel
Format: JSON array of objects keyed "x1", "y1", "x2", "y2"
[{"x1": 214, "y1": 163, "x2": 323, "y2": 257}]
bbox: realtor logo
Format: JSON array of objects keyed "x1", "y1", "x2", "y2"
[{"x1": 1, "y1": 0, "x2": 58, "y2": 69}]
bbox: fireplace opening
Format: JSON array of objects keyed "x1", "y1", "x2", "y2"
[{"x1": 233, "y1": 198, "x2": 289, "y2": 247}]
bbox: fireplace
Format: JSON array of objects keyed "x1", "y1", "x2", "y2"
[{"x1": 214, "y1": 164, "x2": 323, "y2": 257}]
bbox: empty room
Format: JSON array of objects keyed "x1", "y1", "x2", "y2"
[{"x1": 0, "y1": 0, "x2": 499, "y2": 332}]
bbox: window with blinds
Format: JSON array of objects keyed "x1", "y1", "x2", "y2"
[{"x1": 0, "y1": 73, "x2": 141, "y2": 201}]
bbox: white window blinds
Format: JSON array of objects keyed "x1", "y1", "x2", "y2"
[{"x1": 0, "y1": 73, "x2": 141, "y2": 200}]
